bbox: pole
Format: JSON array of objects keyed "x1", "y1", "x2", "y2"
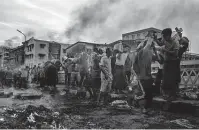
[
  {"x1": 17, "y1": 29, "x2": 26, "y2": 66},
  {"x1": 17, "y1": 29, "x2": 26, "y2": 42}
]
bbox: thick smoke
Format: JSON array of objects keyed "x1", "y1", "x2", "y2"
[
  {"x1": 65, "y1": 0, "x2": 120, "y2": 43},
  {"x1": 25, "y1": 30, "x2": 35, "y2": 38},
  {"x1": 64, "y1": 0, "x2": 199, "y2": 52},
  {"x1": 4, "y1": 36, "x2": 20, "y2": 47}
]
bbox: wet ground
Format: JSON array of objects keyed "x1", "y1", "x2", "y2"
[{"x1": 0, "y1": 84, "x2": 199, "y2": 129}]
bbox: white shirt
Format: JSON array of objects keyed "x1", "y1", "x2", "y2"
[{"x1": 115, "y1": 53, "x2": 128, "y2": 66}]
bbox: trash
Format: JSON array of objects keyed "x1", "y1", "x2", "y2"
[
  {"x1": 11, "y1": 114, "x2": 17, "y2": 118},
  {"x1": 27, "y1": 113, "x2": 36, "y2": 123},
  {"x1": 110, "y1": 100, "x2": 131, "y2": 110},
  {"x1": 111, "y1": 100, "x2": 128, "y2": 106},
  {"x1": 0, "y1": 118, "x2": 4, "y2": 122},
  {"x1": 53, "y1": 112, "x2": 59, "y2": 117},
  {"x1": 60, "y1": 91, "x2": 66, "y2": 95},
  {"x1": 179, "y1": 88, "x2": 199, "y2": 100},
  {"x1": 170, "y1": 119, "x2": 196, "y2": 129}
]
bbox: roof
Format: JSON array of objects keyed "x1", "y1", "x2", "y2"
[
  {"x1": 66, "y1": 41, "x2": 107, "y2": 50},
  {"x1": 25, "y1": 37, "x2": 66, "y2": 45},
  {"x1": 0, "y1": 46, "x2": 12, "y2": 50},
  {"x1": 10, "y1": 45, "x2": 24, "y2": 52},
  {"x1": 122, "y1": 27, "x2": 162, "y2": 36},
  {"x1": 109, "y1": 40, "x2": 137, "y2": 47}
]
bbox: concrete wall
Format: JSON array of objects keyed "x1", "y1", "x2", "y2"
[
  {"x1": 122, "y1": 31, "x2": 161, "y2": 41},
  {"x1": 34, "y1": 40, "x2": 49, "y2": 66},
  {"x1": 60, "y1": 44, "x2": 70, "y2": 62},
  {"x1": 25, "y1": 39, "x2": 49, "y2": 67}
]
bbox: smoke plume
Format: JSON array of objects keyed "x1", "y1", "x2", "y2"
[
  {"x1": 4, "y1": 36, "x2": 20, "y2": 47},
  {"x1": 64, "y1": 0, "x2": 199, "y2": 52}
]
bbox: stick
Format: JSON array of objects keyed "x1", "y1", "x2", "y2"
[{"x1": 131, "y1": 69, "x2": 145, "y2": 100}]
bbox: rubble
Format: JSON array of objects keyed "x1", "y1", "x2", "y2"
[
  {"x1": 0, "y1": 92, "x2": 13, "y2": 98},
  {"x1": 110, "y1": 100, "x2": 131, "y2": 111},
  {"x1": 170, "y1": 119, "x2": 196, "y2": 129},
  {"x1": 179, "y1": 87, "x2": 199, "y2": 100},
  {"x1": 14, "y1": 93, "x2": 43, "y2": 100}
]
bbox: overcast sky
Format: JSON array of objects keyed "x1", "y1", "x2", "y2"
[{"x1": 0, "y1": 0, "x2": 198, "y2": 53}]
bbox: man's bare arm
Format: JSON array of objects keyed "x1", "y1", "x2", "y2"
[
  {"x1": 162, "y1": 48, "x2": 178, "y2": 56},
  {"x1": 99, "y1": 65, "x2": 108, "y2": 79}
]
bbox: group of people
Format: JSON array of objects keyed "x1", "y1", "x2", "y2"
[
  {"x1": 62, "y1": 27, "x2": 189, "y2": 113},
  {"x1": 0, "y1": 27, "x2": 189, "y2": 113}
]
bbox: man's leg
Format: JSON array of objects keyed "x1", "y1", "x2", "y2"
[
  {"x1": 67, "y1": 73, "x2": 71, "y2": 87},
  {"x1": 140, "y1": 79, "x2": 153, "y2": 112},
  {"x1": 79, "y1": 72, "x2": 86, "y2": 88},
  {"x1": 104, "y1": 80, "x2": 112, "y2": 106},
  {"x1": 126, "y1": 71, "x2": 131, "y2": 84},
  {"x1": 154, "y1": 69, "x2": 163, "y2": 95},
  {"x1": 65, "y1": 74, "x2": 68, "y2": 87},
  {"x1": 97, "y1": 78, "x2": 107, "y2": 105}
]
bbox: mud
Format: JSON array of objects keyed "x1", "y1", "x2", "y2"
[{"x1": 0, "y1": 85, "x2": 199, "y2": 129}]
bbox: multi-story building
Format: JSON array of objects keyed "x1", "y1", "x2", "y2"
[
  {"x1": 109, "y1": 40, "x2": 137, "y2": 51},
  {"x1": 60, "y1": 43, "x2": 70, "y2": 62},
  {"x1": 122, "y1": 27, "x2": 162, "y2": 44},
  {"x1": 24, "y1": 37, "x2": 69, "y2": 67},
  {"x1": 65, "y1": 41, "x2": 107, "y2": 57},
  {"x1": 0, "y1": 46, "x2": 12, "y2": 68},
  {"x1": 7, "y1": 45, "x2": 24, "y2": 69}
]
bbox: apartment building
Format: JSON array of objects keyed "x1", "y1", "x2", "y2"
[
  {"x1": 7, "y1": 45, "x2": 24, "y2": 68},
  {"x1": 24, "y1": 37, "x2": 69, "y2": 67},
  {"x1": 122, "y1": 27, "x2": 162, "y2": 43},
  {"x1": 65, "y1": 41, "x2": 107, "y2": 57},
  {"x1": 0, "y1": 46, "x2": 12, "y2": 68}
]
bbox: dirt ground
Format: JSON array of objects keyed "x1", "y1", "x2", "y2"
[{"x1": 0, "y1": 84, "x2": 199, "y2": 129}]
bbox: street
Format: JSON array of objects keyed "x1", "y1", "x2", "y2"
[{"x1": 0, "y1": 84, "x2": 198, "y2": 129}]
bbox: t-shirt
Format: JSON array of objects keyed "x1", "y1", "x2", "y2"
[
  {"x1": 163, "y1": 39, "x2": 179, "y2": 61},
  {"x1": 125, "y1": 51, "x2": 136, "y2": 71},
  {"x1": 79, "y1": 52, "x2": 89, "y2": 73},
  {"x1": 115, "y1": 53, "x2": 128, "y2": 66},
  {"x1": 99, "y1": 55, "x2": 112, "y2": 79},
  {"x1": 92, "y1": 52, "x2": 101, "y2": 70},
  {"x1": 134, "y1": 38, "x2": 154, "y2": 80}
]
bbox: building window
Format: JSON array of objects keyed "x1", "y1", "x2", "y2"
[
  {"x1": 132, "y1": 35, "x2": 135, "y2": 40},
  {"x1": 40, "y1": 44, "x2": 46, "y2": 49},
  {"x1": 39, "y1": 54, "x2": 45, "y2": 59}
]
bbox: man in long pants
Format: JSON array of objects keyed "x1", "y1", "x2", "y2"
[{"x1": 97, "y1": 48, "x2": 112, "y2": 106}]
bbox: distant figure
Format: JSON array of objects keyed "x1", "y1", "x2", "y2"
[
  {"x1": 45, "y1": 62, "x2": 58, "y2": 92},
  {"x1": 0, "y1": 69, "x2": 6, "y2": 88},
  {"x1": 21, "y1": 66, "x2": 29, "y2": 88}
]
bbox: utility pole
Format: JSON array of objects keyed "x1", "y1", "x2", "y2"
[
  {"x1": 17, "y1": 29, "x2": 27, "y2": 66},
  {"x1": 17, "y1": 29, "x2": 26, "y2": 42}
]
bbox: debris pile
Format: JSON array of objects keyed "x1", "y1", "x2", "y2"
[
  {"x1": 0, "y1": 105, "x2": 68, "y2": 129},
  {"x1": 170, "y1": 119, "x2": 196, "y2": 129},
  {"x1": 110, "y1": 100, "x2": 131, "y2": 111},
  {"x1": 179, "y1": 87, "x2": 199, "y2": 100}
]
